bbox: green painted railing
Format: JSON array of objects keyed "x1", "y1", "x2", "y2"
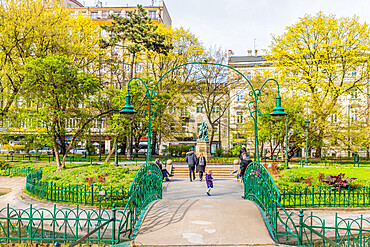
[
  {"x1": 244, "y1": 161, "x2": 300, "y2": 244},
  {"x1": 0, "y1": 203, "x2": 121, "y2": 244},
  {"x1": 298, "y1": 210, "x2": 370, "y2": 246},
  {"x1": 0, "y1": 162, "x2": 163, "y2": 245},
  {"x1": 0, "y1": 166, "x2": 129, "y2": 207},
  {"x1": 116, "y1": 162, "x2": 163, "y2": 242},
  {"x1": 281, "y1": 185, "x2": 370, "y2": 208},
  {"x1": 0, "y1": 154, "x2": 139, "y2": 163},
  {"x1": 244, "y1": 161, "x2": 370, "y2": 246}
]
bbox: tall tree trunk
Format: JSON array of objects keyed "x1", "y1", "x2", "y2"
[
  {"x1": 105, "y1": 136, "x2": 117, "y2": 163},
  {"x1": 367, "y1": 148, "x2": 369, "y2": 161},
  {"x1": 53, "y1": 134, "x2": 64, "y2": 171}
]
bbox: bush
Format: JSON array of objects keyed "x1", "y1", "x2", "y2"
[
  {"x1": 215, "y1": 147, "x2": 224, "y2": 157},
  {"x1": 284, "y1": 173, "x2": 303, "y2": 182}
]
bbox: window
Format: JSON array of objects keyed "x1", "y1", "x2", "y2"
[
  {"x1": 102, "y1": 11, "x2": 109, "y2": 19},
  {"x1": 352, "y1": 69, "x2": 357, "y2": 77},
  {"x1": 236, "y1": 111, "x2": 244, "y2": 124},
  {"x1": 212, "y1": 104, "x2": 220, "y2": 113},
  {"x1": 149, "y1": 10, "x2": 157, "y2": 19},
  {"x1": 181, "y1": 123, "x2": 188, "y2": 133},
  {"x1": 180, "y1": 107, "x2": 189, "y2": 117},
  {"x1": 90, "y1": 11, "x2": 98, "y2": 19},
  {"x1": 213, "y1": 125, "x2": 219, "y2": 134},
  {"x1": 351, "y1": 89, "x2": 358, "y2": 99},
  {"x1": 169, "y1": 108, "x2": 176, "y2": 113},
  {"x1": 247, "y1": 72, "x2": 251, "y2": 80},
  {"x1": 135, "y1": 62, "x2": 142, "y2": 73},
  {"x1": 196, "y1": 103, "x2": 204, "y2": 113},
  {"x1": 100, "y1": 29, "x2": 107, "y2": 37},
  {"x1": 124, "y1": 64, "x2": 130, "y2": 72},
  {"x1": 113, "y1": 11, "x2": 121, "y2": 17},
  {"x1": 236, "y1": 89, "x2": 244, "y2": 102}
]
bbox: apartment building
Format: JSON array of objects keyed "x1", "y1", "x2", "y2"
[
  {"x1": 73, "y1": 0, "x2": 171, "y2": 26},
  {"x1": 227, "y1": 49, "x2": 368, "y2": 158}
]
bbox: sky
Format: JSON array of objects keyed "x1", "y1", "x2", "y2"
[{"x1": 83, "y1": 0, "x2": 370, "y2": 56}]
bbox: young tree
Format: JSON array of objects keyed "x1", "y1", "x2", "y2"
[
  {"x1": 23, "y1": 55, "x2": 99, "y2": 171},
  {"x1": 100, "y1": 6, "x2": 172, "y2": 159},
  {"x1": 266, "y1": 12, "x2": 370, "y2": 157}
]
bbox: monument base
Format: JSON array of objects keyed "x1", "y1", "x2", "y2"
[{"x1": 195, "y1": 141, "x2": 212, "y2": 160}]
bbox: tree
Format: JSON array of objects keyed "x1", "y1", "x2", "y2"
[
  {"x1": 241, "y1": 73, "x2": 306, "y2": 158},
  {"x1": 100, "y1": 5, "x2": 172, "y2": 159},
  {"x1": 266, "y1": 12, "x2": 370, "y2": 157},
  {"x1": 189, "y1": 47, "x2": 237, "y2": 147},
  {"x1": 0, "y1": 0, "x2": 102, "y2": 121},
  {"x1": 23, "y1": 55, "x2": 99, "y2": 171}
]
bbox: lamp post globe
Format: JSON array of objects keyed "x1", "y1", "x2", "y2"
[
  {"x1": 269, "y1": 95, "x2": 287, "y2": 121},
  {"x1": 120, "y1": 93, "x2": 137, "y2": 120}
]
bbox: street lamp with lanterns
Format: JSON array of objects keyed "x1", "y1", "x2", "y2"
[
  {"x1": 304, "y1": 118, "x2": 310, "y2": 166},
  {"x1": 120, "y1": 62, "x2": 287, "y2": 163}
]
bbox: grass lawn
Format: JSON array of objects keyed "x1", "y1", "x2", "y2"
[
  {"x1": 274, "y1": 166, "x2": 370, "y2": 190},
  {"x1": 4, "y1": 162, "x2": 139, "y2": 188}
]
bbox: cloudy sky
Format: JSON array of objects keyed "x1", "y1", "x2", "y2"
[{"x1": 83, "y1": 0, "x2": 370, "y2": 56}]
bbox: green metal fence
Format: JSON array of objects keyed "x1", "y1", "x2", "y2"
[
  {"x1": 0, "y1": 154, "x2": 139, "y2": 163},
  {"x1": 0, "y1": 162, "x2": 162, "y2": 245},
  {"x1": 1, "y1": 166, "x2": 129, "y2": 207},
  {"x1": 0, "y1": 204, "x2": 121, "y2": 244},
  {"x1": 244, "y1": 161, "x2": 370, "y2": 246},
  {"x1": 280, "y1": 185, "x2": 370, "y2": 208},
  {"x1": 244, "y1": 161, "x2": 300, "y2": 244},
  {"x1": 117, "y1": 162, "x2": 163, "y2": 242}
]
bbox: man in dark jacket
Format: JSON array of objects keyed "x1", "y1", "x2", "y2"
[
  {"x1": 185, "y1": 149, "x2": 197, "y2": 182},
  {"x1": 240, "y1": 152, "x2": 252, "y2": 183}
]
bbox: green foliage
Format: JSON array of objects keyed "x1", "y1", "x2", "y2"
[
  {"x1": 86, "y1": 143, "x2": 95, "y2": 156},
  {"x1": 215, "y1": 147, "x2": 224, "y2": 157},
  {"x1": 276, "y1": 167, "x2": 370, "y2": 189},
  {"x1": 230, "y1": 144, "x2": 242, "y2": 156}
]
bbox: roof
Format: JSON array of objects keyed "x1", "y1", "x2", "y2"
[
  {"x1": 229, "y1": 56, "x2": 266, "y2": 63},
  {"x1": 228, "y1": 55, "x2": 271, "y2": 68}
]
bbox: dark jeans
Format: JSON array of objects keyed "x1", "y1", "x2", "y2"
[
  {"x1": 162, "y1": 169, "x2": 170, "y2": 179},
  {"x1": 199, "y1": 171, "x2": 204, "y2": 180},
  {"x1": 189, "y1": 165, "x2": 195, "y2": 180}
]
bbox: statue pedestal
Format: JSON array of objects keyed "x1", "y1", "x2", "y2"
[{"x1": 195, "y1": 141, "x2": 212, "y2": 160}]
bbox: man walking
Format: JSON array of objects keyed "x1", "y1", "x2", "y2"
[{"x1": 185, "y1": 149, "x2": 197, "y2": 182}]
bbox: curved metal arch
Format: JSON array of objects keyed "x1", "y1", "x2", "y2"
[{"x1": 152, "y1": 62, "x2": 258, "y2": 99}]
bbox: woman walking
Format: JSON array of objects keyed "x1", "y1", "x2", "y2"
[{"x1": 196, "y1": 152, "x2": 207, "y2": 181}]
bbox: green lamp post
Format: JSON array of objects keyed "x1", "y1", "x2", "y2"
[
  {"x1": 304, "y1": 118, "x2": 310, "y2": 166},
  {"x1": 247, "y1": 79, "x2": 287, "y2": 162},
  {"x1": 98, "y1": 117, "x2": 103, "y2": 162},
  {"x1": 284, "y1": 118, "x2": 289, "y2": 167}
]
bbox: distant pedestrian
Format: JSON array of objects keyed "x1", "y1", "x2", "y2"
[
  {"x1": 155, "y1": 158, "x2": 171, "y2": 181},
  {"x1": 239, "y1": 145, "x2": 247, "y2": 162},
  {"x1": 185, "y1": 149, "x2": 197, "y2": 182},
  {"x1": 205, "y1": 170, "x2": 213, "y2": 196},
  {"x1": 196, "y1": 152, "x2": 207, "y2": 181},
  {"x1": 240, "y1": 152, "x2": 252, "y2": 183}
]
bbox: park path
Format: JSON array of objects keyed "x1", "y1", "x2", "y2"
[{"x1": 133, "y1": 178, "x2": 277, "y2": 246}]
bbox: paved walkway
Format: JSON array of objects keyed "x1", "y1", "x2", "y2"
[{"x1": 134, "y1": 178, "x2": 277, "y2": 246}]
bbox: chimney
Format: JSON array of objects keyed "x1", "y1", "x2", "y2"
[
  {"x1": 228, "y1": 50, "x2": 232, "y2": 58},
  {"x1": 255, "y1": 49, "x2": 258, "y2": 56},
  {"x1": 247, "y1": 50, "x2": 252, "y2": 56}
]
